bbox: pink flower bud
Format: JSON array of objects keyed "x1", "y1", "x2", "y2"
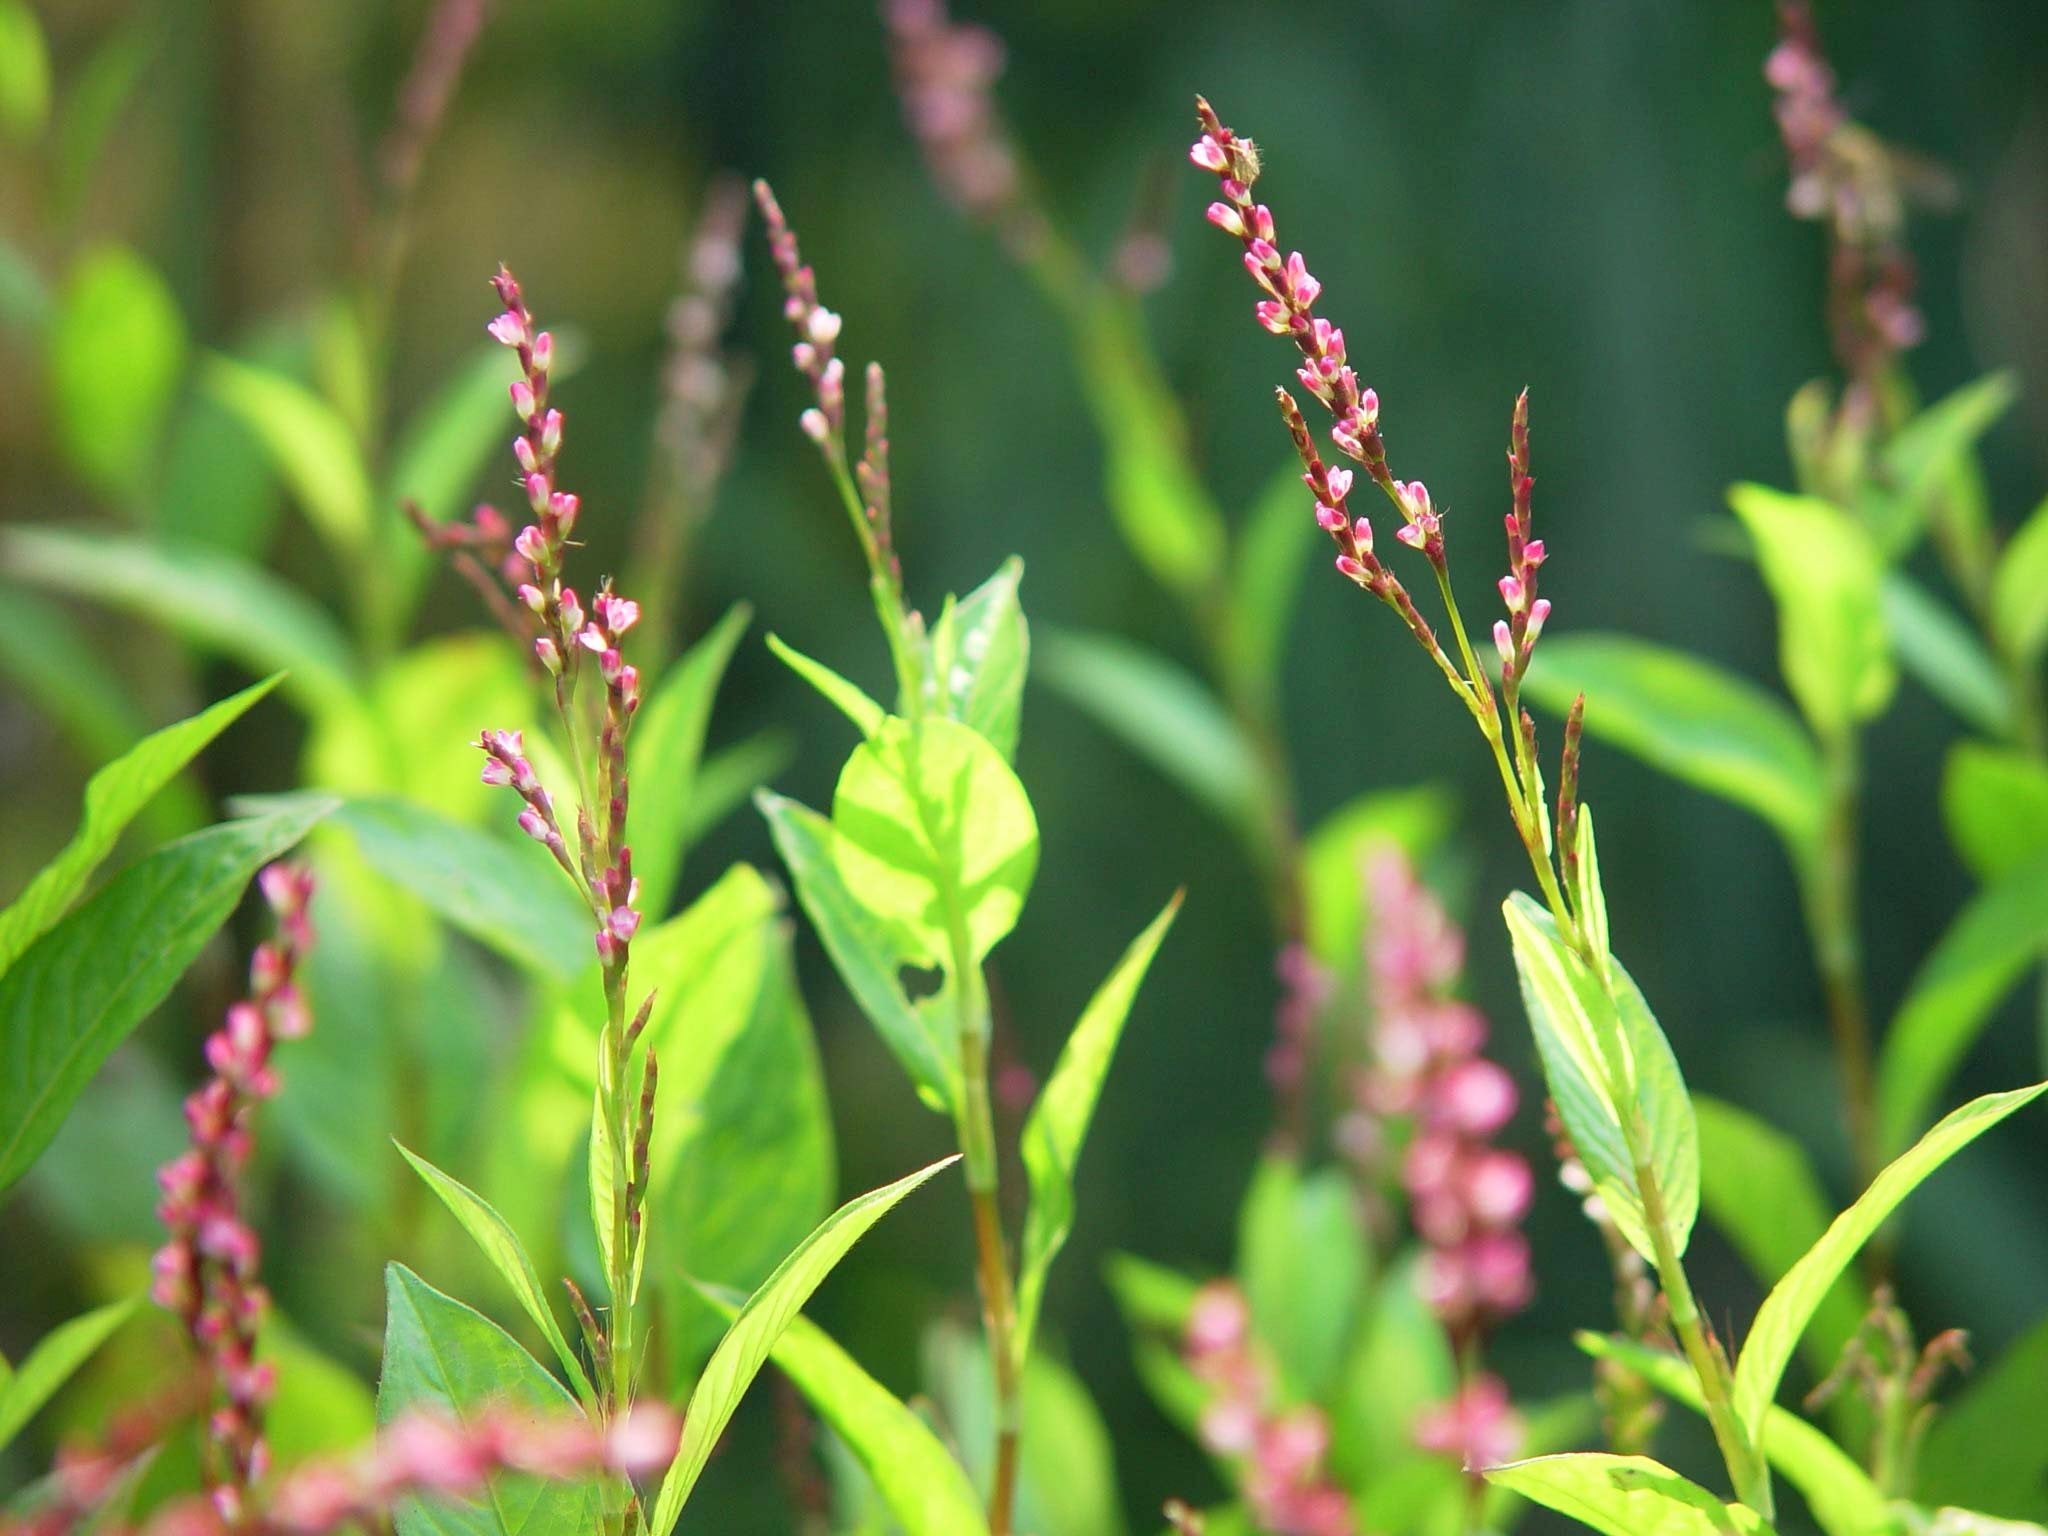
[
  {"x1": 514, "y1": 525, "x2": 548, "y2": 565},
  {"x1": 1284, "y1": 252, "x2": 1320, "y2": 306},
  {"x1": 1254, "y1": 300, "x2": 1291, "y2": 335},
  {"x1": 1325, "y1": 467, "x2": 1353, "y2": 501},
  {"x1": 535, "y1": 636, "x2": 562, "y2": 675},
  {"x1": 1395, "y1": 522, "x2": 1426, "y2": 550},
  {"x1": 558, "y1": 588, "x2": 585, "y2": 634},
  {"x1": 530, "y1": 331, "x2": 554, "y2": 373},
  {"x1": 1523, "y1": 538, "x2": 1546, "y2": 566},
  {"x1": 1250, "y1": 204, "x2": 1275, "y2": 242},
  {"x1": 540, "y1": 410, "x2": 563, "y2": 457},
  {"x1": 805, "y1": 307, "x2": 842, "y2": 345},
  {"x1": 509, "y1": 379, "x2": 535, "y2": 419},
  {"x1": 799, "y1": 408, "x2": 830, "y2": 443},
  {"x1": 1526, "y1": 598, "x2": 1551, "y2": 639},
  {"x1": 481, "y1": 757, "x2": 514, "y2": 787},
  {"x1": 548, "y1": 491, "x2": 580, "y2": 534},
  {"x1": 1361, "y1": 387, "x2": 1379, "y2": 426},
  {"x1": 1206, "y1": 202, "x2": 1246, "y2": 237},
  {"x1": 517, "y1": 583, "x2": 546, "y2": 613},
  {"x1": 517, "y1": 808, "x2": 550, "y2": 843},
  {"x1": 524, "y1": 473, "x2": 551, "y2": 514},
  {"x1": 791, "y1": 341, "x2": 815, "y2": 374},
  {"x1": 1314, "y1": 503, "x2": 1345, "y2": 532},
  {"x1": 1246, "y1": 238, "x2": 1280, "y2": 270},
  {"x1": 1498, "y1": 575, "x2": 1525, "y2": 611},
  {"x1": 487, "y1": 311, "x2": 526, "y2": 347},
  {"x1": 1335, "y1": 555, "x2": 1367, "y2": 581},
  {"x1": 1189, "y1": 136, "x2": 1228, "y2": 172},
  {"x1": 1494, "y1": 619, "x2": 1515, "y2": 668}
]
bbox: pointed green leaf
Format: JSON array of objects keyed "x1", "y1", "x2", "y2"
[
  {"x1": 1036, "y1": 629, "x2": 1268, "y2": 849},
  {"x1": 1576, "y1": 1334, "x2": 1883, "y2": 1536},
  {"x1": 200, "y1": 353, "x2": 372, "y2": 555},
  {"x1": 759, "y1": 790, "x2": 958, "y2": 1113},
  {"x1": 1224, "y1": 459, "x2": 1319, "y2": 700},
  {"x1": 0, "y1": 1297, "x2": 136, "y2": 1453},
  {"x1": 0, "y1": 675, "x2": 280, "y2": 974},
  {"x1": 767, "y1": 632, "x2": 885, "y2": 737},
  {"x1": 930, "y1": 556, "x2": 1029, "y2": 761},
  {"x1": 1482, "y1": 1452, "x2": 1776, "y2": 1536},
  {"x1": 1574, "y1": 807, "x2": 1609, "y2": 970},
  {"x1": 1942, "y1": 744, "x2": 2048, "y2": 882},
  {"x1": 648, "y1": 1156, "x2": 959, "y2": 1534},
  {"x1": 1733, "y1": 1082, "x2": 2048, "y2": 1440},
  {"x1": 0, "y1": 1, "x2": 49, "y2": 142},
  {"x1": 1871, "y1": 373, "x2": 2018, "y2": 559},
  {"x1": 831, "y1": 715, "x2": 1038, "y2": 968},
  {"x1": 1522, "y1": 635, "x2": 1824, "y2": 858},
  {"x1": 0, "y1": 799, "x2": 333, "y2": 1191},
  {"x1": 1329, "y1": 1249, "x2": 1458, "y2": 1489},
  {"x1": 1916, "y1": 1310, "x2": 2048, "y2": 1520},
  {"x1": 1727, "y1": 483, "x2": 1893, "y2": 741},
  {"x1": 377, "y1": 1264, "x2": 599, "y2": 1536},
  {"x1": 1236, "y1": 1154, "x2": 1371, "y2": 1402},
  {"x1": 1299, "y1": 784, "x2": 1457, "y2": 977},
  {"x1": 48, "y1": 245, "x2": 185, "y2": 499},
  {"x1": 1, "y1": 527, "x2": 360, "y2": 718},
  {"x1": 1882, "y1": 571, "x2": 2013, "y2": 738},
  {"x1": 1693, "y1": 1097, "x2": 1869, "y2": 1379},
  {"x1": 1876, "y1": 861, "x2": 2048, "y2": 1155},
  {"x1": 1992, "y1": 494, "x2": 2048, "y2": 669},
  {"x1": 629, "y1": 602, "x2": 753, "y2": 917},
  {"x1": 1016, "y1": 892, "x2": 1180, "y2": 1363},
  {"x1": 1503, "y1": 894, "x2": 1697, "y2": 1264},
  {"x1": 672, "y1": 731, "x2": 795, "y2": 855},
  {"x1": 394, "y1": 1142, "x2": 593, "y2": 1404},
  {"x1": 747, "y1": 1310, "x2": 988, "y2": 1536}
]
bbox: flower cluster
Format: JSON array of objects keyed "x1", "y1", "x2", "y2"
[
  {"x1": 150, "y1": 864, "x2": 316, "y2": 1528},
  {"x1": 654, "y1": 175, "x2": 752, "y2": 522},
  {"x1": 883, "y1": 0, "x2": 1037, "y2": 255},
  {"x1": 1182, "y1": 1284, "x2": 1353, "y2": 1536},
  {"x1": 1413, "y1": 1375, "x2": 1521, "y2": 1474}
]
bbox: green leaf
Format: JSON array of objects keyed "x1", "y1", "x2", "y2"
[
  {"x1": 1, "y1": 527, "x2": 360, "y2": 717},
  {"x1": 1916, "y1": 1310, "x2": 2048, "y2": 1520},
  {"x1": 1874, "y1": 859, "x2": 2048, "y2": 1156},
  {"x1": 1483, "y1": 1452, "x2": 1777, "y2": 1536},
  {"x1": 1575, "y1": 1334, "x2": 1884, "y2": 1536},
  {"x1": 1102, "y1": 1252, "x2": 1200, "y2": 1335},
  {"x1": 1693, "y1": 1097, "x2": 1869, "y2": 1380},
  {"x1": 627, "y1": 603, "x2": 752, "y2": 918},
  {"x1": 1236, "y1": 1154, "x2": 1370, "y2": 1401},
  {"x1": 394, "y1": 1143, "x2": 593, "y2": 1404},
  {"x1": 47, "y1": 245, "x2": 187, "y2": 501},
  {"x1": 767, "y1": 632, "x2": 886, "y2": 737},
  {"x1": 50, "y1": 28, "x2": 147, "y2": 222},
  {"x1": 1991, "y1": 495, "x2": 2048, "y2": 668},
  {"x1": 762, "y1": 1313, "x2": 990, "y2": 1536},
  {"x1": 157, "y1": 325, "x2": 304, "y2": 556},
  {"x1": 1727, "y1": 483, "x2": 1893, "y2": 741},
  {"x1": 930, "y1": 556, "x2": 1030, "y2": 761},
  {"x1": 1523, "y1": 635, "x2": 1824, "y2": 859},
  {"x1": 1299, "y1": 783, "x2": 1457, "y2": 977},
  {"x1": 1016, "y1": 892, "x2": 1181, "y2": 1364},
  {"x1": 1574, "y1": 807, "x2": 1610, "y2": 967},
  {"x1": 200, "y1": 353, "x2": 372, "y2": 556},
  {"x1": 1902, "y1": 1511, "x2": 2048, "y2": 1536},
  {"x1": 759, "y1": 790, "x2": 958, "y2": 1112},
  {"x1": 1037, "y1": 628, "x2": 1268, "y2": 850},
  {"x1": 1503, "y1": 893, "x2": 1698, "y2": 1265},
  {"x1": 672, "y1": 731, "x2": 795, "y2": 855},
  {"x1": 377, "y1": 1264, "x2": 599, "y2": 1536},
  {"x1": 0, "y1": 1297, "x2": 136, "y2": 1453},
  {"x1": 648, "y1": 1156, "x2": 959, "y2": 1534},
  {"x1": 0, "y1": 1, "x2": 50, "y2": 141},
  {"x1": 0, "y1": 799, "x2": 332, "y2": 1191},
  {"x1": 1329, "y1": 1249, "x2": 1458, "y2": 1490},
  {"x1": 831, "y1": 714, "x2": 1038, "y2": 968},
  {"x1": 1224, "y1": 460, "x2": 1319, "y2": 701},
  {"x1": 0, "y1": 583, "x2": 152, "y2": 778},
  {"x1": 0, "y1": 676, "x2": 280, "y2": 974},
  {"x1": 1882, "y1": 571, "x2": 2014, "y2": 738},
  {"x1": 1942, "y1": 744, "x2": 2048, "y2": 883},
  {"x1": 1870, "y1": 373, "x2": 2018, "y2": 559},
  {"x1": 1732, "y1": 1082, "x2": 2048, "y2": 1441}
]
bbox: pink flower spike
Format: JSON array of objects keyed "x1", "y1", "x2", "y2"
[
  {"x1": 1284, "y1": 252, "x2": 1320, "y2": 306},
  {"x1": 1190, "y1": 135, "x2": 1228, "y2": 172}
]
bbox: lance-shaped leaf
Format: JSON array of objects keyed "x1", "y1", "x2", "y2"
[
  {"x1": 1941, "y1": 744, "x2": 2048, "y2": 882},
  {"x1": 1482, "y1": 1452, "x2": 1777, "y2": 1536},
  {"x1": 376, "y1": 1264, "x2": 599, "y2": 1536},
  {"x1": 1503, "y1": 894, "x2": 1697, "y2": 1265},
  {"x1": 200, "y1": 353, "x2": 372, "y2": 556},
  {"x1": 1236, "y1": 1152, "x2": 1372, "y2": 1404},
  {"x1": 1992, "y1": 494, "x2": 2048, "y2": 668},
  {"x1": 1016, "y1": 891, "x2": 1181, "y2": 1365},
  {"x1": 759, "y1": 791, "x2": 958, "y2": 1114},
  {"x1": 768, "y1": 633, "x2": 885, "y2": 737},
  {"x1": 1224, "y1": 460, "x2": 1320, "y2": 701},
  {"x1": 0, "y1": 798, "x2": 333, "y2": 1191},
  {"x1": 1876, "y1": 858, "x2": 2048, "y2": 1155},
  {"x1": 740, "y1": 1309, "x2": 988, "y2": 1536},
  {"x1": 647, "y1": 1155, "x2": 958, "y2": 1534},
  {"x1": 928, "y1": 556, "x2": 1029, "y2": 761},
  {"x1": 629, "y1": 602, "x2": 752, "y2": 917},
  {"x1": 0, "y1": 674, "x2": 280, "y2": 974},
  {"x1": 394, "y1": 1143, "x2": 593, "y2": 1404},
  {"x1": 1732, "y1": 1082, "x2": 2048, "y2": 1442},
  {"x1": 1882, "y1": 572, "x2": 2013, "y2": 738},
  {"x1": 1522, "y1": 635, "x2": 1824, "y2": 860},
  {"x1": 48, "y1": 245, "x2": 185, "y2": 500},
  {"x1": 0, "y1": 1297, "x2": 136, "y2": 1453},
  {"x1": 1870, "y1": 372, "x2": 2017, "y2": 560},
  {"x1": 1576, "y1": 1334, "x2": 1884, "y2": 1536}
]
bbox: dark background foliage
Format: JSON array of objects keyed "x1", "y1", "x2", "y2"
[{"x1": 4, "y1": 0, "x2": 2047, "y2": 1528}]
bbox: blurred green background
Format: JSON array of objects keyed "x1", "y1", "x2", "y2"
[{"x1": 4, "y1": 0, "x2": 2048, "y2": 1529}]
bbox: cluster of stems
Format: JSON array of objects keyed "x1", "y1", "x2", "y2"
[
  {"x1": 754, "y1": 180, "x2": 1026, "y2": 1536},
  {"x1": 1190, "y1": 96, "x2": 1778, "y2": 1517}
]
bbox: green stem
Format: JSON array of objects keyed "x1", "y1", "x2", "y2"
[{"x1": 1800, "y1": 732, "x2": 1880, "y2": 1195}]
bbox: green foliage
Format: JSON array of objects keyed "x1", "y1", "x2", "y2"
[
  {"x1": 1223, "y1": 461, "x2": 1320, "y2": 703},
  {"x1": 1523, "y1": 635, "x2": 1824, "y2": 859},
  {"x1": 1915, "y1": 1311, "x2": 2048, "y2": 1521},
  {"x1": 1869, "y1": 373, "x2": 2017, "y2": 560},
  {"x1": 1483, "y1": 1452, "x2": 1777, "y2": 1536},
  {"x1": 1731, "y1": 1082, "x2": 2048, "y2": 1441},
  {"x1": 1991, "y1": 495, "x2": 2048, "y2": 670},
  {"x1": 1017, "y1": 893, "x2": 1182, "y2": 1364},
  {"x1": 1881, "y1": 572, "x2": 2013, "y2": 738},
  {"x1": 0, "y1": 674, "x2": 280, "y2": 973},
  {"x1": 376, "y1": 1264, "x2": 600, "y2": 1536},
  {"x1": 929, "y1": 557, "x2": 1031, "y2": 762},
  {"x1": 0, "y1": 797, "x2": 331, "y2": 1191},
  {"x1": 0, "y1": 1297, "x2": 136, "y2": 1453},
  {"x1": 647, "y1": 1155, "x2": 959, "y2": 1533},
  {"x1": 48, "y1": 245, "x2": 186, "y2": 501},
  {"x1": 1298, "y1": 783, "x2": 1457, "y2": 977},
  {"x1": 1328, "y1": 1250, "x2": 1457, "y2": 1492},
  {"x1": 1503, "y1": 894, "x2": 1698, "y2": 1265},
  {"x1": 1942, "y1": 744, "x2": 2048, "y2": 881},
  {"x1": 0, "y1": 1, "x2": 49, "y2": 141},
  {"x1": 1235, "y1": 1154, "x2": 1370, "y2": 1402},
  {"x1": 768, "y1": 632, "x2": 886, "y2": 737},
  {"x1": 200, "y1": 353, "x2": 373, "y2": 557},
  {"x1": 1726, "y1": 483, "x2": 1894, "y2": 744}
]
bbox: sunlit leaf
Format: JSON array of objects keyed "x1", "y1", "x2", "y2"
[
  {"x1": 261, "y1": 1315, "x2": 377, "y2": 1469},
  {"x1": 1868, "y1": 373, "x2": 2018, "y2": 560},
  {"x1": 0, "y1": 1297, "x2": 135, "y2": 1453},
  {"x1": 1482, "y1": 1452, "x2": 1776, "y2": 1536},
  {"x1": 1875, "y1": 859, "x2": 2048, "y2": 1156},
  {"x1": 648, "y1": 1156, "x2": 959, "y2": 1534},
  {"x1": 1732, "y1": 1082, "x2": 2048, "y2": 1442},
  {"x1": 0, "y1": 675, "x2": 280, "y2": 974},
  {"x1": 0, "y1": 800, "x2": 331, "y2": 1192},
  {"x1": 200, "y1": 353, "x2": 372, "y2": 556},
  {"x1": 671, "y1": 731, "x2": 795, "y2": 855},
  {"x1": 629, "y1": 603, "x2": 751, "y2": 918},
  {"x1": 1329, "y1": 1249, "x2": 1457, "y2": 1490},
  {"x1": 767, "y1": 632, "x2": 885, "y2": 737},
  {"x1": 1991, "y1": 495, "x2": 2048, "y2": 669},
  {"x1": 1503, "y1": 894, "x2": 1697, "y2": 1265},
  {"x1": 1523, "y1": 635, "x2": 1824, "y2": 859},
  {"x1": 48, "y1": 246, "x2": 186, "y2": 501},
  {"x1": 1882, "y1": 571, "x2": 2013, "y2": 738},
  {"x1": 1224, "y1": 460, "x2": 1319, "y2": 702},
  {"x1": 1016, "y1": 892, "x2": 1181, "y2": 1364},
  {"x1": 1236, "y1": 1154, "x2": 1369, "y2": 1401},
  {"x1": 930, "y1": 556, "x2": 1030, "y2": 761},
  {"x1": 1941, "y1": 744, "x2": 2048, "y2": 883}
]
